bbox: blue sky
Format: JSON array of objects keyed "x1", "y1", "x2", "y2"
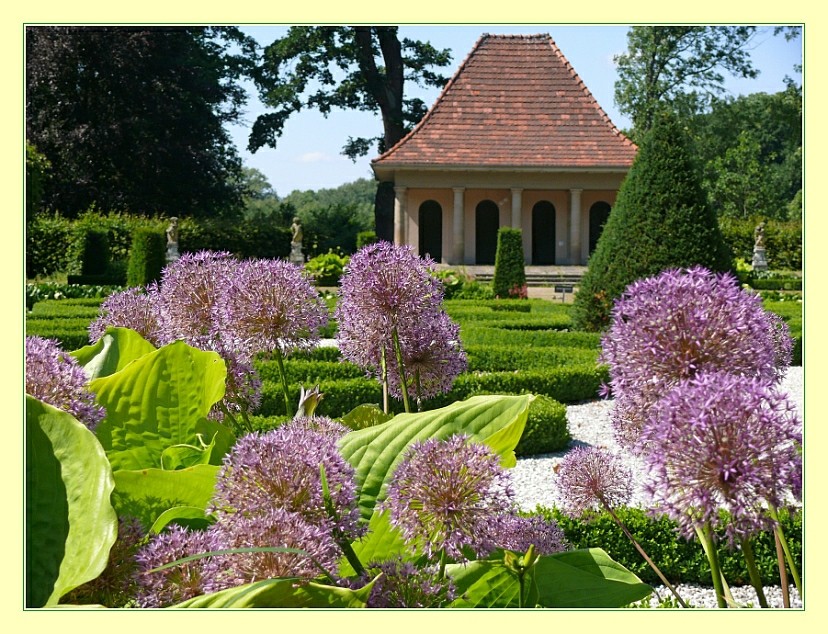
[{"x1": 226, "y1": 25, "x2": 803, "y2": 196}]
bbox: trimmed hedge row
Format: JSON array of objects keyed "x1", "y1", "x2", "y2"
[
  {"x1": 535, "y1": 505, "x2": 802, "y2": 588},
  {"x1": 464, "y1": 345, "x2": 598, "y2": 372},
  {"x1": 460, "y1": 326, "x2": 602, "y2": 350},
  {"x1": 25, "y1": 318, "x2": 91, "y2": 350}
]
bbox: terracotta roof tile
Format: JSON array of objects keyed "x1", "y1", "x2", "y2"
[{"x1": 372, "y1": 34, "x2": 637, "y2": 171}]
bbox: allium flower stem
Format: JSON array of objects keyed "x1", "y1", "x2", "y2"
[
  {"x1": 602, "y1": 503, "x2": 688, "y2": 608},
  {"x1": 320, "y1": 464, "x2": 366, "y2": 577},
  {"x1": 273, "y1": 348, "x2": 292, "y2": 416},
  {"x1": 391, "y1": 327, "x2": 412, "y2": 413},
  {"x1": 774, "y1": 531, "x2": 791, "y2": 608},
  {"x1": 739, "y1": 536, "x2": 769, "y2": 608},
  {"x1": 218, "y1": 400, "x2": 251, "y2": 435},
  {"x1": 696, "y1": 524, "x2": 730, "y2": 608},
  {"x1": 380, "y1": 345, "x2": 389, "y2": 414},
  {"x1": 768, "y1": 506, "x2": 801, "y2": 594}
]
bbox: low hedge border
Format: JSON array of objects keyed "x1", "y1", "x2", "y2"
[{"x1": 533, "y1": 505, "x2": 802, "y2": 588}]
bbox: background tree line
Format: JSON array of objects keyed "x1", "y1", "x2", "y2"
[{"x1": 26, "y1": 24, "x2": 801, "y2": 266}]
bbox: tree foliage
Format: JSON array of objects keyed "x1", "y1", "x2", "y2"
[
  {"x1": 690, "y1": 84, "x2": 802, "y2": 221},
  {"x1": 613, "y1": 26, "x2": 760, "y2": 140},
  {"x1": 249, "y1": 26, "x2": 452, "y2": 239},
  {"x1": 26, "y1": 26, "x2": 257, "y2": 218},
  {"x1": 572, "y1": 111, "x2": 732, "y2": 332}
]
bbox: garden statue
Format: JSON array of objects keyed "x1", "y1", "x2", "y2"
[
  {"x1": 165, "y1": 217, "x2": 180, "y2": 263},
  {"x1": 752, "y1": 221, "x2": 768, "y2": 271},
  {"x1": 290, "y1": 216, "x2": 304, "y2": 265}
]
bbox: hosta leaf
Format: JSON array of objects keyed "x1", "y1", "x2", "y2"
[
  {"x1": 112, "y1": 465, "x2": 220, "y2": 530},
  {"x1": 150, "y1": 506, "x2": 213, "y2": 534},
  {"x1": 25, "y1": 396, "x2": 118, "y2": 608},
  {"x1": 173, "y1": 576, "x2": 377, "y2": 608},
  {"x1": 71, "y1": 326, "x2": 156, "y2": 380},
  {"x1": 338, "y1": 394, "x2": 531, "y2": 521},
  {"x1": 528, "y1": 548, "x2": 652, "y2": 608},
  {"x1": 446, "y1": 548, "x2": 652, "y2": 608},
  {"x1": 338, "y1": 509, "x2": 413, "y2": 577},
  {"x1": 90, "y1": 340, "x2": 227, "y2": 471}
]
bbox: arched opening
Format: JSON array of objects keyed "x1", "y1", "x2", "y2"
[
  {"x1": 589, "y1": 201, "x2": 612, "y2": 255},
  {"x1": 418, "y1": 200, "x2": 442, "y2": 262},
  {"x1": 475, "y1": 200, "x2": 499, "y2": 264},
  {"x1": 531, "y1": 201, "x2": 556, "y2": 264}
]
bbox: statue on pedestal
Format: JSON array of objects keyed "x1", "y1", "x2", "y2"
[
  {"x1": 290, "y1": 217, "x2": 305, "y2": 265},
  {"x1": 165, "y1": 217, "x2": 180, "y2": 263},
  {"x1": 752, "y1": 220, "x2": 768, "y2": 272}
]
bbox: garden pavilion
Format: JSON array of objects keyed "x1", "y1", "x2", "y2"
[{"x1": 371, "y1": 33, "x2": 637, "y2": 266}]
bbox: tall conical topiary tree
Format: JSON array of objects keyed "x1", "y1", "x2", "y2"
[{"x1": 572, "y1": 111, "x2": 732, "y2": 331}]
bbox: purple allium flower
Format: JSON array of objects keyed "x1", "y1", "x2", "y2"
[
  {"x1": 600, "y1": 266, "x2": 793, "y2": 447},
  {"x1": 640, "y1": 372, "x2": 802, "y2": 545},
  {"x1": 209, "y1": 419, "x2": 362, "y2": 541},
  {"x1": 335, "y1": 241, "x2": 443, "y2": 371},
  {"x1": 381, "y1": 434, "x2": 515, "y2": 561},
  {"x1": 288, "y1": 414, "x2": 350, "y2": 439},
  {"x1": 88, "y1": 283, "x2": 167, "y2": 346},
  {"x1": 496, "y1": 514, "x2": 569, "y2": 556},
  {"x1": 386, "y1": 310, "x2": 467, "y2": 401},
  {"x1": 156, "y1": 250, "x2": 238, "y2": 349},
  {"x1": 25, "y1": 336, "x2": 106, "y2": 430},
  {"x1": 357, "y1": 558, "x2": 457, "y2": 608},
  {"x1": 212, "y1": 257, "x2": 328, "y2": 358},
  {"x1": 336, "y1": 242, "x2": 464, "y2": 402},
  {"x1": 204, "y1": 507, "x2": 340, "y2": 592},
  {"x1": 554, "y1": 446, "x2": 634, "y2": 516},
  {"x1": 134, "y1": 524, "x2": 220, "y2": 608}
]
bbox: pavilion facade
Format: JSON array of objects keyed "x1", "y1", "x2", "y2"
[{"x1": 371, "y1": 33, "x2": 637, "y2": 265}]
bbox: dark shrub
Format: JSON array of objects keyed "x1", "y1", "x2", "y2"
[
  {"x1": 572, "y1": 111, "x2": 732, "y2": 331},
  {"x1": 492, "y1": 227, "x2": 527, "y2": 299},
  {"x1": 127, "y1": 228, "x2": 166, "y2": 287}
]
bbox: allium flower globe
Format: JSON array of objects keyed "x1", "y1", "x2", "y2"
[
  {"x1": 554, "y1": 446, "x2": 634, "y2": 515},
  {"x1": 204, "y1": 507, "x2": 340, "y2": 592},
  {"x1": 600, "y1": 266, "x2": 793, "y2": 447},
  {"x1": 134, "y1": 524, "x2": 220, "y2": 608},
  {"x1": 496, "y1": 514, "x2": 568, "y2": 555},
  {"x1": 641, "y1": 371, "x2": 802, "y2": 545},
  {"x1": 25, "y1": 336, "x2": 105, "y2": 430},
  {"x1": 382, "y1": 434, "x2": 515, "y2": 560},
  {"x1": 213, "y1": 257, "x2": 328, "y2": 358},
  {"x1": 357, "y1": 558, "x2": 457, "y2": 608},
  {"x1": 88, "y1": 283, "x2": 166, "y2": 346},
  {"x1": 209, "y1": 420, "x2": 362, "y2": 541}
]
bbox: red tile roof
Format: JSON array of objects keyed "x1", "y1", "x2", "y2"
[{"x1": 372, "y1": 33, "x2": 637, "y2": 172}]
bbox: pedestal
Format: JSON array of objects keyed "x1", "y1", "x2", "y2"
[
  {"x1": 752, "y1": 246, "x2": 768, "y2": 272},
  {"x1": 289, "y1": 243, "x2": 304, "y2": 266},
  {"x1": 166, "y1": 244, "x2": 179, "y2": 264}
]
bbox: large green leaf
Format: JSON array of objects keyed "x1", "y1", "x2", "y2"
[
  {"x1": 112, "y1": 465, "x2": 220, "y2": 530},
  {"x1": 71, "y1": 326, "x2": 156, "y2": 380},
  {"x1": 446, "y1": 548, "x2": 652, "y2": 608},
  {"x1": 339, "y1": 509, "x2": 413, "y2": 577},
  {"x1": 338, "y1": 394, "x2": 531, "y2": 521},
  {"x1": 172, "y1": 576, "x2": 377, "y2": 608},
  {"x1": 529, "y1": 548, "x2": 652, "y2": 608},
  {"x1": 25, "y1": 396, "x2": 118, "y2": 608},
  {"x1": 90, "y1": 340, "x2": 227, "y2": 471}
]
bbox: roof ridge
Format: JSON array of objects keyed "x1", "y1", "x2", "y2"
[
  {"x1": 544, "y1": 36, "x2": 636, "y2": 149},
  {"x1": 372, "y1": 32, "x2": 488, "y2": 165}
]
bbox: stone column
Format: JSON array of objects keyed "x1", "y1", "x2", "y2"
[
  {"x1": 452, "y1": 187, "x2": 465, "y2": 264},
  {"x1": 569, "y1": 188, "x2": 583, "y2": 264},
  {"x1": 510, "y1": 188, "x2": 523, "y2": 228},
  {"x1": 393, "y1": 186, "x2": 407, "y2": 246}
]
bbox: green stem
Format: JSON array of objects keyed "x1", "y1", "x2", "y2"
[
  {"x1": 439, "y1": 549, "x2": 447, "y2": 580},
  {"x1": 774, "y1": 529, "x2": 791, "y2": 608},
  {"x1": 695, "y1": 524, "x2": 728, "y2": 608},
  {"x1": 319, "y1": 464, "x2": 365, "y2": 577},
  {"x1": 274, "y1": 348, "x2": 292, "y2": 416},
  {"x1": 603, "y1": 503, "x2": 688, "y2": 608},
  {"x1": 380, "y1": 346, "x2": 389, "y2": 415},
  {"x1": 740, "y1": 537, "x2": 769, "y2": 608},
  {"x1": 768, "y1": 506, "x2": 801, "y2": 594},
  {"x1": 218, "y1": 400, "x2": 251, "y2": 434},
  {"x1": 391, "y1": 327, "x2": 411, "y2": 413},
  {"x1": 414, "y1": 369, "x2": 423, "y2": 412}
]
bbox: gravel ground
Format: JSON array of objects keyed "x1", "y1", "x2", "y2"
[{"x1": 513, "y1": 366, "x2": 804, "y2": 609}]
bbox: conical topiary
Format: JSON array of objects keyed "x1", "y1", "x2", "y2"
[
  {"x1": 572, "y1": 111, "x2": 732, "y2": 331},
  {"x1": 491, "y1": 227, "x2": 527, "y2": 299}
]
